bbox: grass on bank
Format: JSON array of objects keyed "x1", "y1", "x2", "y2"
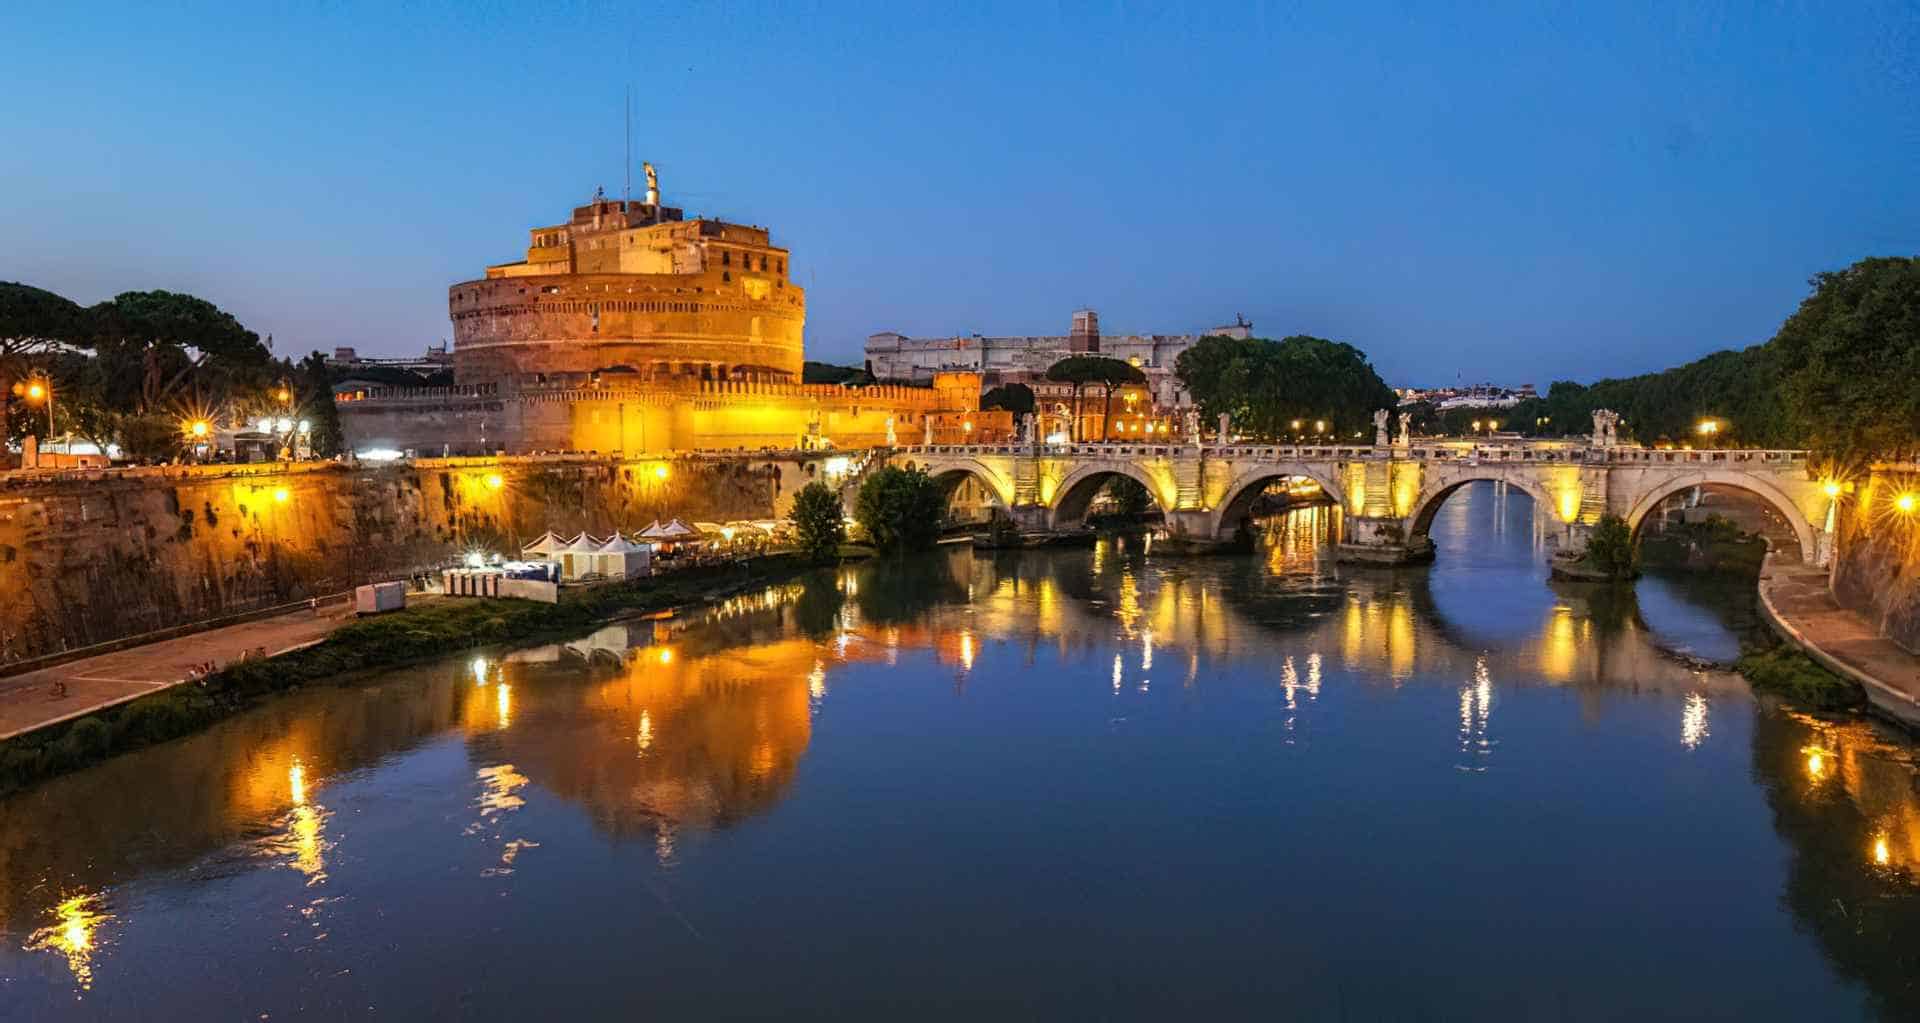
[
  {"x1": 0, "y1": 553, "x2": 834, "y2": 797},
  {"x1": 1737, "y1": 643, "x2": 1865, "y2": 711}
]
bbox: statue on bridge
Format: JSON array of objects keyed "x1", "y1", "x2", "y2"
[
  {"x1": 1373, "y1": 408, "x2": 1391, "y2": 448},
  {"x1": 1396, "y1": 410, "x2": 1411, "y2": 447},
  {"x1": 923, "y1": 415, "x2": 935, "y2": 447},
  {"x1": 885, "y1": 416, "x2": 897, "y2": 447},
  {"x1": 1218, "y1": 412, "x2": 1232, "y2": 445},
  {"x1": 1020, "y1": 412, "x2": 1036, "y2": 446},
  {"x1": 1591, "y1": 409, "x2": 1621, "y2": 449},
  {"x1": 1184, "y1": 406, "x2": 1202, "y2": 448}
]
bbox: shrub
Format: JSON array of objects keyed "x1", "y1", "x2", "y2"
[
  {"x1": 67, "y1": 716, "x2": 112, "y2": 757},
  {"x1": 1737, "y1": 644, "x2": 1864, "y2": 710},
  {"x1": 854, "y1": 466, "x2": 946, "y2": 552},
  {"x1": 1584, "y1": 513, "x2": 1639, "y2": 579},
  {"x1": 790, "y1": 481, "x2": 847, "y2": 563}
]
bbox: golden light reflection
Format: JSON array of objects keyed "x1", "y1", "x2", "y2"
[
  {"x1": 1112, "y1": 653, "x2": 1123, "y2": 693},
  {"x1": 290, "y1": 759, "x2": 307, "y2": 805},
  {"x1": 472, "y1": 656, "x2": 492, "y2": 686},
  {"x1": 808, "y1": 660, "x2": 827, "y2": 702},
  {"x1": 26, "y1": 893, "x2": 109, "y2": 991},
  {"x1": 496, "y1": 683, "x2": 512, "y2": 729},
  {"x1": 1539, "y1": 604, "x2": 1578, "y2": 681},
  {"x1": 1804, "y1": 746, "x2": 1831, "y2": 781},
  {"x1": 959, "y1": 631, "x2": 975, "y2": 672},
  {"x1": 287, "y1": 802, "x2": 327, "y2": 882},
  {"x1": 1680, "y1": 692, "x2": 1709, "y2": 750},
  {"x1": 1457, "y1": 657, "x2": 1494, "y2": 769},
  {"x1": 476, "y1": 764, "x2": 529, "y2": 816},
  {"x1": 1874, "y1": 834, "x2": 1893, "y2": 866},
  {"x1": 637, "y1": 710, "x2": 654, "y2": 754}
]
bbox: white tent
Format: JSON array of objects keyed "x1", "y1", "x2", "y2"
[
  {"x1": 520, "y1": 531, "x2": 571, "y2": 560},
  {"x1": 636, "y1": 520, "x2": 669, "y2": 540},
  {"x1": 558, "y1": 533, "x2": 605, "y2": 580},
  {"x1": 596, "y1": 534, "x2": 652, "y2": 579}
]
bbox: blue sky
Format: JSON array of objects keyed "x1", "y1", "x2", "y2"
[{"x1": 2, "y1": 2, "x2": 1914, "y2": 386}]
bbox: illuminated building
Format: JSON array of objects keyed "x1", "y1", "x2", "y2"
[{"x1": 335, "y1": 167, "x2": 980, "y2": 454}]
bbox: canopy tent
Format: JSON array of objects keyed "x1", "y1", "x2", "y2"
[
  {"x1": 558, "y1": 533, "x2": 607, "y2": 581},
  {"x1": 596, "y1": 534, "x2": 652, "y2": 580},
  {"x1": 636, "y1": 520, "x2": 670, "y2": 540},
  {"x1": 520, "y1": 531, "x2": 572, "y2": 559}
]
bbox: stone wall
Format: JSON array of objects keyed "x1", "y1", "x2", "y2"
[
  {"x1": 1832, "y1": 466, "x2": 1920, "y2": 654},
  {"x1": 0, "y1": 453, "x2": 828, "y2": 667}
]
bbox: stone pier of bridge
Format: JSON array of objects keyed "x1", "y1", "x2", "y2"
[{"x1": 888, "y1": 438, "x2": 1831, "y2": 567}]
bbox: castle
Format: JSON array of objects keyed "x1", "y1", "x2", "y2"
[{"x1": 337, "y1": 167, "x2": 982, "y2": 455}]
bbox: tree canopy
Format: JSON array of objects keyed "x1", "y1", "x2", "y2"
[
  {"x1": 854, "y1": 465, "x2": 947, "y2": 551},
  {"x1": 980, "y1": 382, "x2": 1036, "y2": 417},
  {"x1": 1045, "y1": 356, "x2": 1145, "y2": 440},
  {"x1": 1175, "y1": 334, "x2": 1396, "y2": 441},
  {"x1": 789, "y1": 480, "x2": 847, "y2": 562}
]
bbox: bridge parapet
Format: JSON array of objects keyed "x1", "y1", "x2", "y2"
[{"x1": 889, "y1": 441, "x2": 1827, "y2": 567}]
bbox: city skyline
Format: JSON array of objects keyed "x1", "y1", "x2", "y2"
[{"x1": 3, "y1": 2, "x2": 1915, "y2": 388}]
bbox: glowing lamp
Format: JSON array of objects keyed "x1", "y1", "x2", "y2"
[
  {"x1": 188, "y1": 420, "x2": 209, "y2": 438},
  {"x1": 653, "y1": 464, "x2": 670, "y2": 481},
  {"x1": 297, "y1": 419, "x2": 311, "y2": 434},
  {"x1": 276, "y1": 387, "x2": 292, "y2": 403},
  {"x1": 25, "y1": 382, "x2": 45, "y2": 401},
  {"x1": 272, "y1": 487, "x2": 290, "y2": 504},
  {"x1": 276, "y1": 417, "x2": 292, "y2": 433},
  {"x1": 256, "y1": 418, "x2": 273, "y2": 434},
  {"x1": 1823, "y1": 481, "x2": 1841, "y2": 498},
  {"x1": 1897, "y1": 493, "x2": 1917, "y2": 514},
  {"x1": 484, "y1": 473, "x2": 504, "y2": 490}
]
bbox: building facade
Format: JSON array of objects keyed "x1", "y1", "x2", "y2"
[{"x1": 865, "y1": 310, "x2": 1253, "y2": 409}]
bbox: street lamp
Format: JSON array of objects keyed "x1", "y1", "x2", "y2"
[
  {"x1": 14, "y1": 375, "x2": 55, "y2": 441},
  {"x1": 1898, "y1": 493, "x2": 1917, "y2": 515},
  {"x1": 1696, "y1": 418, "x2": 1721, "y2": 446}
]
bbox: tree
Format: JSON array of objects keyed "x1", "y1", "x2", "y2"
[
  {"x1": 1772, "y1": 257, "x2": 1920, "y2": 466},
  {"x1": 295, "y1": 352, "x2": 345, "y2": 458},
  {"x1": 1175, "y1": 334, "x2": 1396, "y2": 441},
  {"x1": 1046, "y1": 356, "x2": 1145, "y2": 440},
  {"x1": 84, "y1": 290, "x2": 274, "y2": 415},
  {"x1": 980, "y1": 383, "x2": 1036, "y2": 417},
  {"x1": 789, "y1": 481, "x2": 847, "y2": 563},
  {"x1": 1100, "y1": 475, "x2": 1153, "y2": 519},
  {"x1": 802, "y1": 360, "x2": 873, "y2": 386},
  {"x1": 0, "y1": 283, "x2": 85, "y2": 455},
  {"x1": 1583, "y1": 514, "x2": 1640, "y2": 579},
  {"x1": 854, "y1": 465, "x2": 946, "y2": 551}
]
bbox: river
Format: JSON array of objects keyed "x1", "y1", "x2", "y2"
[{"x1": 2, "y1": 481, "x2": 1917, "y2": 1019}]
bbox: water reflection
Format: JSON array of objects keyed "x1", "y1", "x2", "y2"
[{"x1": 1, "y1": 487, "x2": 1918, "y2": 1016}]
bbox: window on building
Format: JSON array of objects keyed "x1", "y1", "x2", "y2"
[{"x1": 722, "y1": 251, "x2": 731, "y2": 266}]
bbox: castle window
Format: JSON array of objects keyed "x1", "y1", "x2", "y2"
[
  {"x1": 759, "y1": 256, "x2": 768, "y2": 271},
  {"x1": 723, "y1": 272, "x2": 731, "y2": 283},
  {"x1": 722, "y1": 251, "x2": 731, "y2": 266}
]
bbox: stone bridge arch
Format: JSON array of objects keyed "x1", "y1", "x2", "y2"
[
  {"x1": 1207, "y1": 464, "x2": 1348, "y2": 539},
  {"x1": 1621, "y1": 470, "x2": 1817, "y2": 560},
  {"x1": 898, "y1": 455, "x2": 1017, "y2": 510},
  {"x1": 1049, "y1": 460, "x2": 1174, "y2": 530},
  {"x1": 1406, "y1": 471, "x2": 1558, "y2": 540}
]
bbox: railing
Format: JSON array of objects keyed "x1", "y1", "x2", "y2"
[{"x1": 894, "y1": 441, "x2": 1811, "y2": 467}]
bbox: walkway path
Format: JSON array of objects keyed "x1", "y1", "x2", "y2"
[
  {"x1": 0, "y1": 605, "x2": 354, "y2": 741},
  {"x1": 1759, "y1": 559, "x2": 1920, "y2": 727}
]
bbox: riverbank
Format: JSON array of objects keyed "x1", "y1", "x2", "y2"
[
  {"x1": 0, "y1": 552, "x2": 842, "y2": 795},
  {"x1": 1759, "y1": 558, "x2": 1920, "y2": 727}
]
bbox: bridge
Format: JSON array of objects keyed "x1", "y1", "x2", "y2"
[{"x1": 886, "y1": 436, "x2": 1831, "y2": 565}]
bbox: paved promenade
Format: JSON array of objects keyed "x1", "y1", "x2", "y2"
[
  {"x1": 0, "y1": 605, "x2": 353, "y2": 741},
  {"x1": 1759, "y1": 559, "x2": 1920, "y2": 727}
]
